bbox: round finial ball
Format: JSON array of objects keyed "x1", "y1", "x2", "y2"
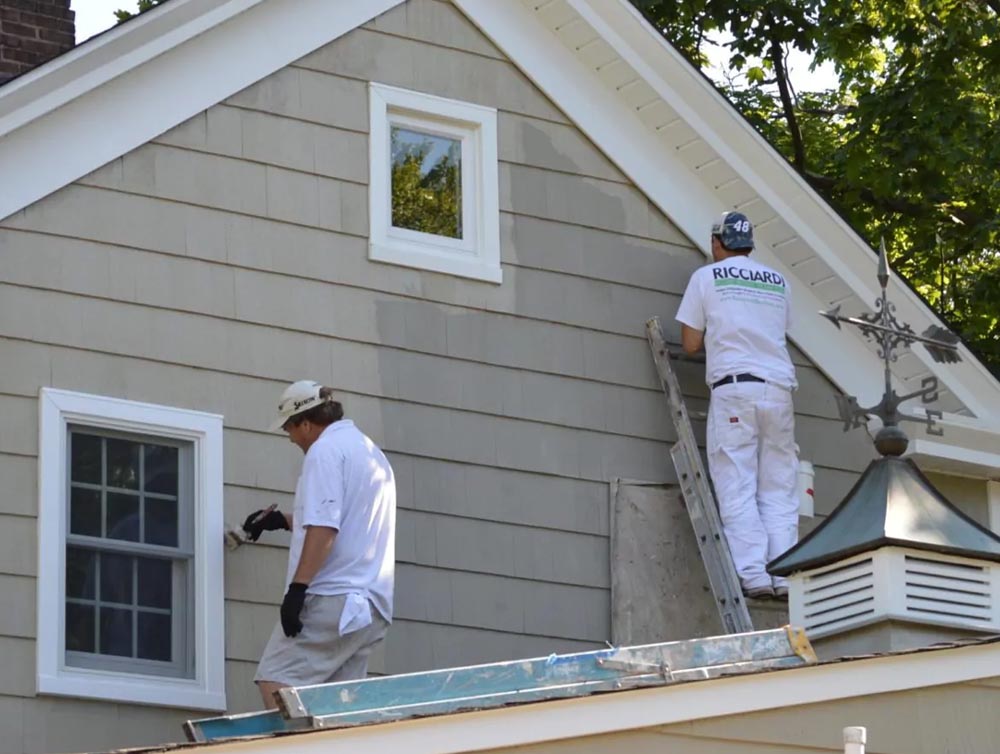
[{"x1": 874, "y1": 425, "x2": 909, "y2": 456}]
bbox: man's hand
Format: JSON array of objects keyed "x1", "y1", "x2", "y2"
[
  {"x1": 280, "y1": 582, "x2": 308, "y2": 637},
  {"x1": 242, "y1": 507, "x2": 289, "y2": 541}
]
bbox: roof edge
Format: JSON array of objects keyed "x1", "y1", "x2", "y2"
[
  {"x1": 192, "y1": 639, "x2": 1000, "y2": 754},
  {"x1": 0, "y1": 0, "x2": 260, "y2": 137},
  {"x1": 0, "y1": 0, "x2": 405, "y2": 225},
  {"x1": 770, "y1": 539, "x2": 1000, "y2": 577}
]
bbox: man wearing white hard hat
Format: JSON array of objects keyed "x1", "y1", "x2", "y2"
[
  {"x1": 675, "y1": 212, "x2": 799, "y2": 601},
  {"x1": 243, "y1": 380, "x2": 396, "y2": 709}
]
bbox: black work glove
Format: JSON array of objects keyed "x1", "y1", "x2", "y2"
[
  {"x1": 242, "y1": 508, "x2": 289, "y2": 542},
  {"x1": 280, "y1": 582, "x2": 308, "y2": 637}
]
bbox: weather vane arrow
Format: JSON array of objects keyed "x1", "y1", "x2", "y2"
[{"x1": 820, "y1": 238, "x2": 962, "y2": 455}]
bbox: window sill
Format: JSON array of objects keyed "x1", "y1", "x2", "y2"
[
  {"x1": 370, "y1": 239, "x2": 502, "y2": 284},
  {"x1": 39, "y1": 668, "x2": 226, "y2": 711}
]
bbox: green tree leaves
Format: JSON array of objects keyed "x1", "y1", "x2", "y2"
[
  {"x1": 390, "y1": 129, "x2": 462, "y2": 240},
  {"x1": 637, "y1": 0, "x2": 1000, "y2": 374},
  {"x1": 114, "y1": 0, "x2": 168, "y2": 25}
]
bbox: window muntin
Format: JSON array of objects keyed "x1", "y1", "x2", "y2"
[{"x1": 64, "y1": 429, "x2": 193, "y2": 678}]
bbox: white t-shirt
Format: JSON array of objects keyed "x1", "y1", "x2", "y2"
[
  {"x1": 675, "y1": 255, "x2": 796, "y2": 389},
  {"x1": 287, "y1": 420, "x2": 396, "y2": 622}
]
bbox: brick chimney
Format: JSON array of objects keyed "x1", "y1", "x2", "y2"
[{"x1": 0, "y1": 1, "x2": 75, "y2": 85}]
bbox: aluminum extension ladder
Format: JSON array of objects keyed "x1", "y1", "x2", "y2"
[
  {"x1": 185, "y1": 627, "x2": 814, "y2": 742},
  {"x1": 645, "y1": 316, "x2": 753, "y2": 634}
]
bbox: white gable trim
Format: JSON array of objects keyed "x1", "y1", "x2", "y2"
[
  {"x1": 194, "y1": 640, "x2": 1000, "y2": 754},
  {"x1": 0, "y1": 0, "x2": 253, "y2": 137},
  {"x1": 0, "y1": 0, "x2": 404, "y2": 224}
]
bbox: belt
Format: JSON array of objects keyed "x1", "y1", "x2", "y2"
[{"x1": 711, "y1": 373, "x2": 765, "y2": 390}]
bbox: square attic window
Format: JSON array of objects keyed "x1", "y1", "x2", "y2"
[{"x1": 369, "y1": 83, "x2": 500, "y2": 284}]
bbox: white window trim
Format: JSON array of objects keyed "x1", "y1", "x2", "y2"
[
  {"x1": 368, "y1": 82, "x2": 501, "y2": 284},
  {"x1": 989, "y1": 480, "x2": 1000, "y2": 535},
  {"x1": 37, "y1": 388, "x2": 226, "y2": 711}
]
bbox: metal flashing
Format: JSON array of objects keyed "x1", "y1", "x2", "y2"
[
  {"x1": 770, "y1": 457, "x2": 1000, "y2": 576},
  {"x1": 185, "y1": 628, "x2": 815, "y2": 743}
]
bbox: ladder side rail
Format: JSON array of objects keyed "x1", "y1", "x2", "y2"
[
  {"x1": 672, "y1": 444, "x2": 752, "y2": 634},
  {"x1": 645, "y1": 317, "x2": 753, "y2": 633}
]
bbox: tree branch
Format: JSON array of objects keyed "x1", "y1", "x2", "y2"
[
  {"x1": 767, "y1": 31, "x2": 806, "y2": 171},
  {"x1": 798, "y1": 105, "x2": 855, "y2": 117},
  {"x1": 803, "y1": 171, "x2": 983, "y2": 227}
]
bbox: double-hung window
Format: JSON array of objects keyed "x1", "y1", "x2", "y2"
[
  {"x1": 38, "y1": 389, "x2": 225, "y2": 710},
  {"x1": 369, "y1": 82, "x2": 501, "y2": 283},
  {"x1": 65, "y1": 430, "x2": 192, "y2": 675}
]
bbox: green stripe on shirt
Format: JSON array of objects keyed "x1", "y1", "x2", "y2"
[{"x1": 713, "y1": 278, "x2": 786, "y2": 294}]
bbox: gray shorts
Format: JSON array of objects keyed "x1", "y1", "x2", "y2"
[{"x1": 254, "y1": 594, "x2": 389, "y2": 687}]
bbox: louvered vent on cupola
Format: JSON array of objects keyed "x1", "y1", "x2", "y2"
[
  {"x1": 794, "y1": 555, "x2": 875, "y2": 637},
  {"x1": 772, "y1": 456, "x2": 1000, "y2": 653},
  {"x1": 901, "y1": 553, "x2": 995, "y2": 628},
  {"x1": 790, "y1": 548, "x2": 1000, "y2": 639}
]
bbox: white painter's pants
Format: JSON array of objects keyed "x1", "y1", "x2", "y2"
[{"x1": 706, "y1": 382, "x2": 799, "y2": 590}]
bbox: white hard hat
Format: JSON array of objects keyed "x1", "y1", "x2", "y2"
[{"x1": 268, "y1": 380, "x2": 327, "y2": 432}]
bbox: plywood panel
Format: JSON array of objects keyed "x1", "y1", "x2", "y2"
[{"x1": 612, "y1": 483, "x2": 722, "y2": 643}]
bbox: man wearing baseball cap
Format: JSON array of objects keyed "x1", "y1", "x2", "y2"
[
  {"x1": 675, "y1": 212, "x2": 799, "y2": 601},
  {"x1": 243, "y1": 380, "x2": 396, "y2": 708}
]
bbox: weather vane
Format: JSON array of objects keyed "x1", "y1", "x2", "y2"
[{"x1": 820, "y1": 239, "x2": 961, "y2": 456}]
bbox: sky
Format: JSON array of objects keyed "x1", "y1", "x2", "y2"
[
  {"x1": 72, "y1": 0, "x2": 130, "y2": 44},
  {"x1": 71, "y1": 1, "x2": 839, "y2": 91},
  {"x1": 704, "y1": 32, "x2": 839, "y2": 93}
]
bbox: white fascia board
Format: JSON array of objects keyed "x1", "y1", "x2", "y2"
[
  {"x1": 568, "y1": 0, "x2": 1000, "y2": 423},
  {"x1": 910, "y1": 439, "x2": 1000, "y2": 477},
  {"x1": 988, "y1": 481, "x2": 1000, "y2": 534},
  {"x1": 0, "y1": 0, "x2": 405, "y2": 223},
  {"x1": 195, "y1": 641, "x2": 1000, "y2": 754},
  {"x1": 0, "y1": 0, "x2": 253, "y2": 135},
  {"x1": 905, "y1": 410, "x2": 1000, "y2": 476},
  {"x1": 456, "y1": 0, "x2": 886, "y2": 409}
]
